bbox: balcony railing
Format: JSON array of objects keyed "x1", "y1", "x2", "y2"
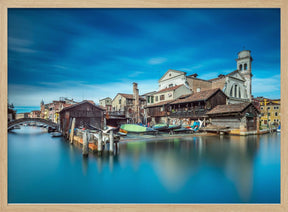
[
  {"x1": 108, "y1": 111, "x2": 126, "y2": 116},
  {"x1": 169, "y1": 109, "x2": 206, "y2": 118}
]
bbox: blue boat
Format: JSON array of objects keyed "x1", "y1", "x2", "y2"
[{"x1": 277, "y1": 125, "x2": 281, "y2": 133}]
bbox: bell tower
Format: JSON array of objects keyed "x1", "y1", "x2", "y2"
[{"x1": 236, "y1": 50, "x2": 253, "y2": 101}]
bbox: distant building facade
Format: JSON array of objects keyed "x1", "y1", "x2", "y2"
[
  {"x1": 16, "y1": 112, "x2": 30, "y2": 119},
  {"x1": 29, "y1": 110, "x2": 41, "y2": 118},
  {"x1": 255, "y1": 97, "x2": 281, "y2": 126},
  {"x1": 41, "y1": 98, "x2": 76, "y2": 123},
  {"x1": 99, "y1": 97, "x2": 112, "y2": 112},
  {"x1": 145, "y1": 84, "x2": 192, "y2": 107},
  {"x1": 111, "y1": 93, "x2": 146, "y2": 122}
]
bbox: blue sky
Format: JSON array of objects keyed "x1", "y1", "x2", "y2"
[{"x1": 8, "y1": 8, "x2": 280, "y2": 107}]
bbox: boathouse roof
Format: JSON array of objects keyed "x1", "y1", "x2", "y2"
[
  {"x1": 206, "y1": 102, "x2": 260, "y2": 115},
  {"x1": 170, "y1": 88, "x2": 225, "y2": 104},
  {"x1": 60, "y1": 100, "x2": 105, "y2": 112}
]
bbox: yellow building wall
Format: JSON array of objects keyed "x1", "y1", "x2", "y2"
[{"x1": 259, "y1": 99, "x2": 281, "y2": 126}]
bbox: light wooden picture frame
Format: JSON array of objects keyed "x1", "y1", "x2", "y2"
[{"x1": 0, "y1": 0, "x2": 287, "y2": 211}]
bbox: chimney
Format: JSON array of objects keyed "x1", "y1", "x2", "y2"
[{"x1": 133, "y1": 82, "x2": 140, "y2": 123}]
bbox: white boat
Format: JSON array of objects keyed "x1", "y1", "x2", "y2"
[
  {"x1": 13, "y1": 125, "x2": 21, "y2": 129},
  {"x1": 51, "y1": 132, "x2": 62, "y2": 137},
  {"x1": 277, "y1": 125, "x2": 281, "y2": 133}
]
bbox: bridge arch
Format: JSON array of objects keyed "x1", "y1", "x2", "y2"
[{"x1": 8, "y1": 118, "x2": 58, "y2": 130}]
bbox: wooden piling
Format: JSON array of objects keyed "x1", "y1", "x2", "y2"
[
  {"x1": 82, "y1": 130, "x2": 89, "y2": 157},
  {"x1": 69, "y1": 118, "x2": 76, "y2": 144},
  {"x1": 109, "y1": 130, "x2": 114, "y2": 153},
  {"x1": 98, "y1": 131, "x2": 103, "y2": 153}
]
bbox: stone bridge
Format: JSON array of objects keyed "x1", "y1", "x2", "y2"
[{"x1": 8, "y1": 118, "x2": 58, "y2": 130}]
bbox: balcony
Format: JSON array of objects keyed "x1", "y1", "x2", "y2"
[
  {"x1": 169, "y1": 109, "x2": 207, "y2": 118},
  {"x1": 108, "y1": 111, "x2": 126, "y2": 116}
]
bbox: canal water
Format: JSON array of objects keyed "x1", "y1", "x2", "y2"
[{"x1": 8, "y1": 126, "x2": 280, "y2": 203}]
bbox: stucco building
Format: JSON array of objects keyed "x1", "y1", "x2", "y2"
[
  {"x1": 256, "y1": 97, "x2": 281, "y2": 126},
  {"x1": 154, "y1": 50, "x2": 253, "y2": 105},
  {"x1": 99, "y1": 97, "x2": 112, "y2": 112}
]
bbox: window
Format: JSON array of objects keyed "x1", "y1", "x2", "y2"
[
  {"x1": 268, "y1": 113, "x2": 271, "y2": 116},
  {"x1": 147, "y1": 96, "x2": 150, "y2": 103},
  {"x1": 230, "y1": 87, "x2": 233, "y2": 96},
  {"x1": 244, "y1": 63, "x2": 247, "y2": 70},
  {"x1": 155, "y1": 96, "x2": 158, "y2": 102},
  {"x1": 119, "y1": 99, "x2": 121, "y2": 104},
  {"x1": 239, "y1": 64, "x2": 243, "y2": 70},
  {"x1": 267, "y1": 107, "x2": 270, "y2": 110},
  {"x1": 234, "y1": 85, "x2": 238, "y2": 98},
  {"x1": 261, "y1": 107, "x2": 263, "y2": 110},
  {"x1": 238, "y1": 89, "x2": 241, "y2": 98},
  {"x1": 160, "y1": 95, "x2": 165, "y2": 100},
  {"x1": 274, "y1": 106, "x2": 279, "y2": 110},
  {"x1": 169, "y1": 84, "x2": 173, "y2": 88},
  {"x1": 151, "y1": 96, "x2": 154, "y2": 103},
  {"x1": 275, "y1": 112, "x2": 278, "y2": 116}
]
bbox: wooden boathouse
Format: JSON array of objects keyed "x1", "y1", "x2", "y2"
[
  {"x1": 206, "y1": 102, "x2": 260, "y2": 133},
  {"x1": 146, "y1": 88, "x2": 227, "y2": 125},
  {"x1": 59, "y1": 100, "x2": 105, "y2": 137}
]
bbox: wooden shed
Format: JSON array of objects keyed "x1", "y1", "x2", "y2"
[
  {"x1": 206, "y1": 102, "x2": 260, "y2": 131},
  {"x1": 60, "y1": 100, "x2": 105, "y2": 136}
]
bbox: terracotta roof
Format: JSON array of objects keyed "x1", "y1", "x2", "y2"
[
  {"x1": 118, "y1": 93, "x2": 146, "y2": 101},
  {"x1": 60, "y1": 100, "x2": 105, "y2": 112},
  {"x1": 99, "y1": 105, "x2": 106, "y2": 110},
  {"x1": 208, "y1": 70, "x2": 239, "y2": 81},
  {"x1": 146, "y1": 100, "x2": 175, "y2": 108},
  {"x1": 206, "y1": 103, "x2": 251, "y2": 115},
  {"x1": 62, "y1": 103, "x2": 72, "y2": 108},
  {"x1": 170, "y1": 88, "x2": 223, "y2": 104},
  {"x1": 155, "y1": 84, "x2": 185, "y2": 94},
  {"x1": 86, "y1": 100, "x2": 95, "y2": 105}
]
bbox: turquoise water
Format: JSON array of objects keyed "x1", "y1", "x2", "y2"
[
  {"x1": 14, "y1": 106, "x2": 40, "y2": 113},
  {"x1": 8, "y1": 126, "x2": 280, "y2": 203}
]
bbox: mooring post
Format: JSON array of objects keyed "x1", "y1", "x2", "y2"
[
  {"x1": 98, "y1": 131, "x2": 103, "y2": 154},
  {"x1": 82, "y1": 130, "x2": 89, "y2": 157},
  {"x1": 109, "y1": 130, "x2": 114, "y2": 153},
  {"x1": 69, "y1": 118, "x2": 76, "y2": 144}
]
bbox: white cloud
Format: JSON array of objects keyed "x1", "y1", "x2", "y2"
[
  {"x1": 8, "y1": 79, "x2": 158, "y2": 106},
  {"x1": 252, "y1": 75, "x2": 280, "y2": 97},
  {"x1": 148, "y1": 57, "x2": 167, "y2": 65}
]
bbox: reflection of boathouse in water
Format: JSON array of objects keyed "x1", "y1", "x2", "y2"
[{"x1": 117, "y1": 135, "x2": 259, "y2": 201}]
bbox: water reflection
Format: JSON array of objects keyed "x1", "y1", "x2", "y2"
[
  {"x1": 8, "y1": 126, "x2": 280, "y2": 203},
  {"x1": 115, "y1": 135, "x2": 260, "y2": 198}
]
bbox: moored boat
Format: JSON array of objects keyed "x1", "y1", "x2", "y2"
[
  {"x1": 152, "y1": 124, "x2": 168, "y2": 131},
  {"x1": 118, "y1": 128, "x2": 128, "y2": 136},
  {"x1": 120, "y1": 124, "x2": 157, "y2": 134},
  {"x1": 277, "y1": 125, "x2": 281, "y2": 133},
  {"x1": 51, "y1": 132, "x2": 62, "y2": 137}
]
